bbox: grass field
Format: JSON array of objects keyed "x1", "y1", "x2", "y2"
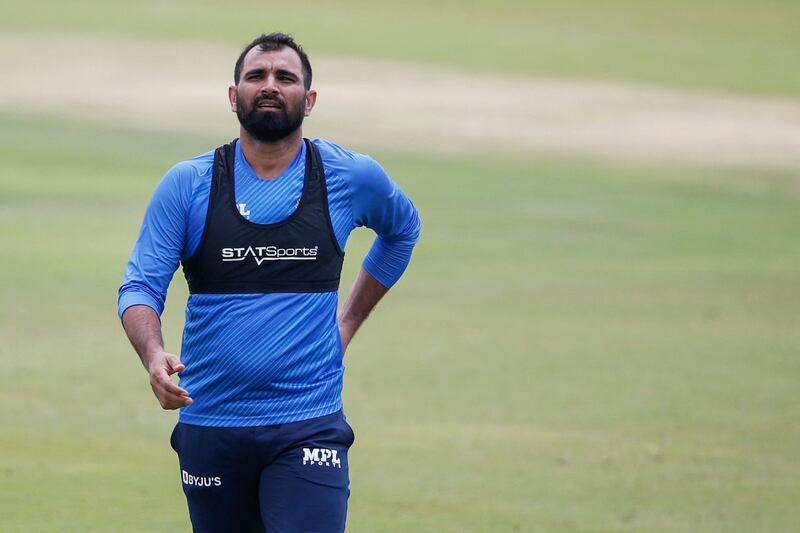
[
  {"x1": 5, "y1": 0, "x2": 800, "y2": 96},
  {"x1": 1, "y1": 2, "x2": 799, "y2": 532}
]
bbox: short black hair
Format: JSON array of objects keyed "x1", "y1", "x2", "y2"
[{"x1": 234, "y1": 32, "x2": 312, "y2": 90}]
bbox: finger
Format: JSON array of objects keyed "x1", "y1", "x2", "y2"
[
  {"x1": 165, "y1": 355, "x2": 185, "y2": 375},
  {"x1": 151, "y1": 369, "x2": 190, "y2": 397},
  {"x1": 158, "y1": 394, "x2": 193, "y2": 410},
  {"x1": 151, "y1": 383, "x2": 193, "y2": 408},
  {"x1": 162, "y1": 392, "x2": 193, "y2": 408}
]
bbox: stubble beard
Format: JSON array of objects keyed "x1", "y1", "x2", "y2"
[{"x1": 236, "y1": 91, "x2": 305, "y2": 143}]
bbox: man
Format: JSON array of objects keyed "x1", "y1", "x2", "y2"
[{"x1": 118, "y1": 32, "x2": 421, "y2": 532}]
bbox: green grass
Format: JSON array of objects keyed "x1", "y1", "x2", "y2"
[
  {"x1": 1, "y1": 112, "x2": 798, "y2": 531},
  {"x1": 2, "y1": 3, "x2": 799, "y2": 530},
  {"x1": 3, "y1": 0, "x2": 800, "y2": 96}
]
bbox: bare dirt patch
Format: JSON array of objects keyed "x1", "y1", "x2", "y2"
[{"x1": 2, "y1": 32, "x2": 799, "y2": 170}]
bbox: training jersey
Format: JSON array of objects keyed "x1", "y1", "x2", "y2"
[{"x1": 118, "y1": 139, "x2": 421, "y2": 427}]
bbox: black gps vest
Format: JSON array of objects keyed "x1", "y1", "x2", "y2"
[{"x1": 181, "y1": 139, "x2": 344, "y2": 294}]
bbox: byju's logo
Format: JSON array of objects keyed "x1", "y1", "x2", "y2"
[
  {"x1": 182, "y1": 470, "x2": 222, "y2": 487},
  {"x1": 302, "y1": 447, "x2": 342, "y2": 468},
  {"x1": 221, "y1": 245, "x2": 319, "y2": 266}
]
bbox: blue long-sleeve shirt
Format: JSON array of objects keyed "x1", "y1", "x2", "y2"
[{"x1": 118, "y1": 139, "x2": 420, "y2": 426}]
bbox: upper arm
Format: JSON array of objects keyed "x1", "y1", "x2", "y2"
[
  {"x1": 118, "y1": 162, "x2": 197, "y2": 316},
  {"x1": 138, "y1": 163, "x2": 195, "y2": 267},
  {"x1": 346, "y1": 154, "x2": 420, "y2": 241}
]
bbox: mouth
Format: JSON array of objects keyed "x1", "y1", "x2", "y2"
[{"x1": 256, "y1": 99, "x2": 283, "y2": 109}]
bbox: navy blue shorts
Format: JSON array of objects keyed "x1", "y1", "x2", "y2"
[{"x1": 170, "y1": 410, "x2": 356, "y2": 533}]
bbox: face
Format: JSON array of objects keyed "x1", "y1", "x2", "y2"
[{"x1": 229, "y1": 46, "x2": 316, "y2": 142}]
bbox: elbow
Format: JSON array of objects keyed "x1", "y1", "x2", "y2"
[
  {"x1": 407, "y1": 209, "x2": 422, "y2": 246},
  {"x1": 117, "y1": 281, "x2": 166, "y2": 319}
]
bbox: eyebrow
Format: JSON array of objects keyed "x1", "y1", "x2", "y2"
[{"x1": 243, "y1": 67, "x2": 299, "y2": 79}]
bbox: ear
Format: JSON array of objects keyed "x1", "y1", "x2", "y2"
[
  {"x1": 228, "y1": 85, "x2": 237, "y2": 113},
  {"x1": 304, "y1": 89, "x2": 317, "y2": 117}
]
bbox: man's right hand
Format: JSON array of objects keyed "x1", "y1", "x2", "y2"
[
  {"x1": 121, "y1": 305, "x2": 193, "y2": 410},
  {"x1": 147, "y1": 351, "x2": 193, "y2": 410}
]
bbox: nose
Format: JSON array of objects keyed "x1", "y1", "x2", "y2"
[{"x1": 259, "y1": 75, "x2": 279, "y2": 95}]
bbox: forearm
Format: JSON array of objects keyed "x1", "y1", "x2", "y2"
[
  {"x1": 121, "y1": 304, "x2": 165, "y2": 371},
  {"x1": 338, "y1": 267, "x2": 389, "y2": 352},
  {"x1": 121, "y1": 304, "x2": 191, "y2": 409}
]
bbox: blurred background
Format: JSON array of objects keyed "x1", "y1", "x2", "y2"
[{"x1": 1, "y1": 1, "x2": 798, "y2": 531}]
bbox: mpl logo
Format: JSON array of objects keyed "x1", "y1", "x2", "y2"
[{"x1": 302, "y1": 447, "x2": 342, "y2": 468}]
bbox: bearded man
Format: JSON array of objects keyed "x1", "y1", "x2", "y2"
[{"x1": 118, "y1": 32, "x2": 421, "y2": 533}]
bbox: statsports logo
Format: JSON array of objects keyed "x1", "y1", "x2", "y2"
[{"x1": 221, "y1": 245, "x2": 318, "y2": 265}]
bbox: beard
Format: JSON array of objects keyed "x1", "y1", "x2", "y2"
[{"x1": 236, "y1": 91, "x2": 305, "y2": 142}]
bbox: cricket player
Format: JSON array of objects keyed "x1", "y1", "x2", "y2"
[{"x1": 118, "y1": 32, "x2": 421, "y2": 532}]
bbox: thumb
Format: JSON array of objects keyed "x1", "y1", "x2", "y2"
[{"x1": 165, "y1": 354, "x2": 185, "y2": 374}]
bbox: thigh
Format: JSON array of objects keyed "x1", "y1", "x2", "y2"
[
  {"x1": 258, "y1": 412, "x2": 355, "y2": 533},
  {"x1": 171, "y1": 423, "x2": 263, "y2": 533}
]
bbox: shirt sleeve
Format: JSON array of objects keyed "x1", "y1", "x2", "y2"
[
  {"x1": 117, "y1": 163, "x2": 194, "y2": 318},
  {"x1": 346, "y1": 155, "x2": 421, "y2": 288}
]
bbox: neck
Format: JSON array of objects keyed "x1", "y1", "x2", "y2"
[{"x1": 238, "y1": 128, "x2": 303, "y2": 179}]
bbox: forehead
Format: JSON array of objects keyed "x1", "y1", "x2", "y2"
[{"x1": 241, "y1": 46, "x2": 303, "y2": 75}]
